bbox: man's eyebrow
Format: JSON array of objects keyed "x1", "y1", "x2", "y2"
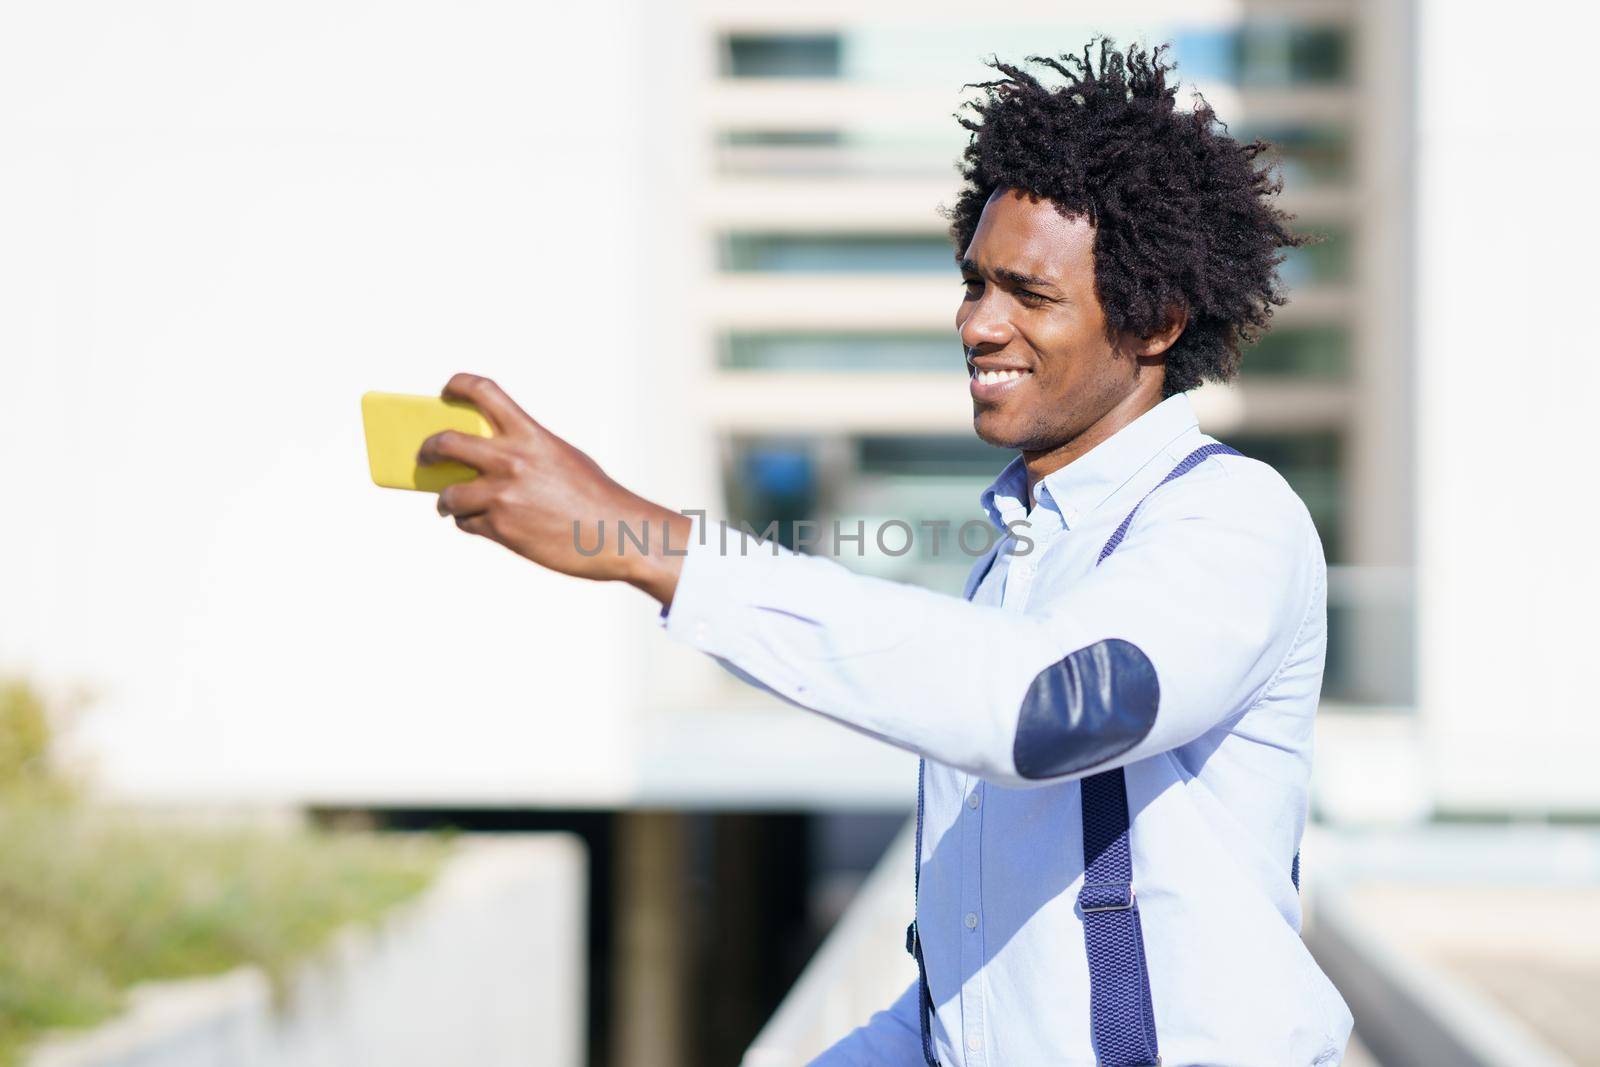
[{"x1": 958, "y1": 258, "x2": 1061, "y2": 292}]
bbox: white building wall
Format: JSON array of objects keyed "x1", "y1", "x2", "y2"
[
  {"x1": 1415, "y1": 0, "x2": 1600, "y2": 811},
  {"x1": 0, "y1": 0, "x2": 657, "y2": 804}
]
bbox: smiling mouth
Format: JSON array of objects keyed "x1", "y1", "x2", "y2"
[
  {"x1": 968, "y1": 364, "x2": 1033, "y2": 402},
  {"x1": 971, "y1": 367, "x2": 1030, "y2": 386}
]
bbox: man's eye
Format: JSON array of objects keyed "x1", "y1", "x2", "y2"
[
  {"x1": 1016, "y1": 289, "x2": 1048, "y2": 305},
  {"x1": 961, "y1": 278, "x2": 982, "y2": 293}
]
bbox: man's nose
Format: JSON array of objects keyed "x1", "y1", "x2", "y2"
[{"x1": 958, "y1": 295, "x2": 1013, "y2": 350}]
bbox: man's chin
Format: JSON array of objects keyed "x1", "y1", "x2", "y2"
[{"x1": 972, "y1": 411, "x2": 1025, "y2": 451}]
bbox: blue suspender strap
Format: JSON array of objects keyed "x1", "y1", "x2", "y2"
[
  {"x1": 1079, "y1": 768, "x2": 1161, "y2": 1065},
  {"x1": 1081, "y1": 442, "x2": 1240, "y2": 1067},
  {"x1": 910, "y1": 757, "x2": 939, "y2": 1065},
  {"x1": 1097, "y1": 442, "x2": 1241, "y2": 564}
]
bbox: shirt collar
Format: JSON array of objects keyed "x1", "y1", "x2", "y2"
[{"x1": 979, "y1": 392, "x2": 1201, "y2": 530}]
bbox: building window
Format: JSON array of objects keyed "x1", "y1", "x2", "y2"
[
  {"x1": 1280, "y1": 223, "x2": 1352, "y2": 288},
  {"x1": 720, "y1": 233, "x2": 956, "y2": 274},
  {"x1": 1234, "y1": 22, "x2": 1350, "y2": 86},
  {"x1": 723, "y1": 433, "x2": 1010, "y2": 593},
  {"x1": 722, "y1": 34, "x2": 843, "y2": 79},
  {"x1": 1250, "y1": 124, "x2": 1353, "y2": 187},
  {"x1": 1240, "y1": 325, "x2": 1350, "y2": 380},
  {"x1": 715, "y1": 129, "x2": 960, "y2": 177},
  {"x1": 1173, "y1": 23, "x2": 1352, "y2": 87},
  {"x1": 721, "y1": 332, "x2": 960, "y2": 374}
]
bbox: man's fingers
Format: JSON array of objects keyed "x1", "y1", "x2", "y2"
[
  {"x1": 419, "y1": 429, "x2": 503, "y2": 473},
  {"x1": 454, "y1": 513, "x2": 496, "y2": 538},
  {"x1": 436, "y1": 478, "x2": 496, "y2": 519},
  {"x1": 443, "y1": 373, "x2": 540, "y2": 436}
]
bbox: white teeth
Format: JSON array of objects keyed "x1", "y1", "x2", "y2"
[{"x1": 975, "y1": 369, "x2": 1026, "y2": 385}]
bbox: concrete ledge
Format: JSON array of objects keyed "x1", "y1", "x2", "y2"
[
  {"x1": 25, "y1": 834, "x2": 587, "y2": 1067},
  {"x1": 1308, "y1": 888, "x2": 1576, "y2": 1067}
]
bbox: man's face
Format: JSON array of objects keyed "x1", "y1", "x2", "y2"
[{"x1": 956, "y1": 187, "x2": 1153, "y2": 452}]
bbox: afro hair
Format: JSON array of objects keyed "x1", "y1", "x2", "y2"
[{"x1": 945, "y1": 38, "x2": 1311, "y2": 396}]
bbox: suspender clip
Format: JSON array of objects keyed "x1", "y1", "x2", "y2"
[{"x1": 1079, "y1": 880, "x2": 1136, "y2": 913}]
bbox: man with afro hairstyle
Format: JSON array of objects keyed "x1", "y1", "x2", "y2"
[{"x1": 424, "y1": 37, "x2": 1353, "y2": 1066}]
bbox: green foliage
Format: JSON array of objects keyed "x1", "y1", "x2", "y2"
[
  {"x1": 0, "y1": 681, "x2": 447, "y2": 1066},
  {"x1": 0, "y1": 681, "x2": 52, "y2": 792}
]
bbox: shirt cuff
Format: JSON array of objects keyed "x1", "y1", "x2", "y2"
[{"x1": 656, "y1": 515, "x2": 789, "y2": 657}]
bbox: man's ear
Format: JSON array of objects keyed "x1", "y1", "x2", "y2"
[{"x1": 1132, "y1": 304, "x2": 1189, "y2": 359}]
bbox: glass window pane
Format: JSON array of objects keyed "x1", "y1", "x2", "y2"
[
  {"x1": 1172, "y1": 23, "x2": 1351, "y2": 86},
  {"x1": 722, "y1": 332, "x2": 961, "y2": 374},
  {"x1": 1279, "y1": 224, "x2": 1351, "y2": 288},
  {"x1": 1240, "y1": 326, "x2": 1350, "y2": 379},
  {"x1": 1246, "y1": 23, "x2": 1350, "y2": 86},
  {"x1": 724, "y1": 433, "x2": 1011, "y2": 593},
  {"x1": 720, "y1": 233, "x2": 957, "y2": 273},
  {"x1": 723, "y1": 25, "x2": 1349, "y2": 87},
  {"x1": 857, "y1": 434, "x2": 1012, "y2": 478},
  {"x1": 716, "y1": 129, "x2": 963, "y2": 177},
  {"x1": 722, "y1": 130, "x2": 844, "y2": 148},
  {"x1": 1246, "y1": 124, "x2": 1352, "y2": 186},
  {"x1": 723, "y1": 34, "x2": 842, "y2": 79},
  {"x1": 837, "y1": 435, "x2": 1010, "y2": 593}
]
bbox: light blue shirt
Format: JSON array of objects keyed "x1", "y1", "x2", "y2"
[{"x1": 661, "y1": 393, "x2": 1353, "y2": 1065}]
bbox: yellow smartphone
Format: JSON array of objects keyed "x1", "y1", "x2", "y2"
[{"x1": 360, "y1": 391, "x2": 493, "y2": 492}]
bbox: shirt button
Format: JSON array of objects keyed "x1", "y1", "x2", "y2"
[
  {"x1": 967, "y1": 1034, "x2": 981, "y2": 1053},
  {"x1": 964, "y1": 911, "x2": 979, "y2": 930},
  {"x1": 693, "y1": 621, "x2": 709, "y2": 643},
  {"x1": 967, "y1": 792, "x2": 981, "y2": 810}
]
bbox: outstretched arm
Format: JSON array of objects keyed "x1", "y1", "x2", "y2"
[{"x1": 425, "y1": 374, "x2": 1321, "y2": 789}]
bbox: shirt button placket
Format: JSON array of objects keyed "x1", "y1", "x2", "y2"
[{"x1": 958, "y1": 772, "x2": 987, "y2": 1065}]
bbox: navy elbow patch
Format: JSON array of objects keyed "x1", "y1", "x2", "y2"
[{"x1": 1013, "y1": 639, "x2": 1160, "y2": 780}]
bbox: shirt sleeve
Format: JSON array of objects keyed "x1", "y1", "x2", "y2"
[
  {"x1": 807, "y1": 978, "x2": 926, "y2": 1066},
  {"x1": 661, "y1": 460, "x2": 1323, "y2": 789}
]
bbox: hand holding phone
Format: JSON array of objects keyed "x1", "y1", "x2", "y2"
[
  {"x1": 388, "y1": 373, "x2": 691, "y2": 605},
  {"x1": 361, "y1": 391, "x2": 493, "y2": 492}
]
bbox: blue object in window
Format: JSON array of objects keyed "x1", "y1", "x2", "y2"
[{"x1": 745, "y1": 448, "x2": 813, "y2": 499}]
